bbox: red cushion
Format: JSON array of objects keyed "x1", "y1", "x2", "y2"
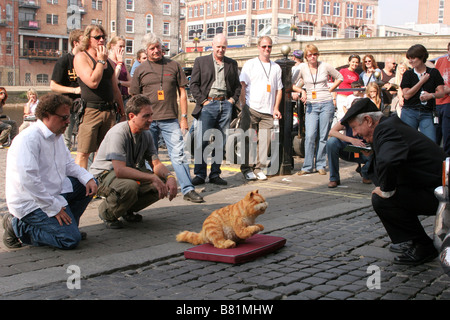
[{"x1": 183, "y1": 234, "x2": 287, "y2": 264}]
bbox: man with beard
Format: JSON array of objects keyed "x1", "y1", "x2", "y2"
[
  {"x1": 90, "y1": 95, "x2": 178, "y2": 229},
  {"x1": 3, "y1": 94, "x2": 98, "y2": 250}
]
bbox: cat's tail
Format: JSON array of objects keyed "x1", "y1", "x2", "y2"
[{"x1": 176, "y1": 230, "x2": 205, "y2": 245}]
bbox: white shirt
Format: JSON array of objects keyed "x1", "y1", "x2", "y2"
[
  {"x1": 6, "y1": 120, "x2": 94, "y2": 219},
  {"x1": 239, "y1": 57, "x2": 283, "y2": 114}
]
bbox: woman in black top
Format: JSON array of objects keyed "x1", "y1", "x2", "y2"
[{"x1": 400, "y1": 44, "x2": 445, "y2": 142}]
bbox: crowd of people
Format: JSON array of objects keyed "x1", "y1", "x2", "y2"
[{"x1": 1, "y1": 24, "x2": 450, "y2": 266}]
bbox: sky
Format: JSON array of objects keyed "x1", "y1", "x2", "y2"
[{"x1": 377, "y1": 0, "x2": 419, "y2": 26}]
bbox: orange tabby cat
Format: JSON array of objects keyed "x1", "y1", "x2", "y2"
[{"x1": 176, "y1": 190, "x2": 267, "y2": 249}]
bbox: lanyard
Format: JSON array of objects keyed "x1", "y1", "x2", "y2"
[
  {"x1": 258, "y1": 58, "x2": 271, "y2": 82},
  {"x1": 308, "y1": 64, "x2": 318, "y2": 89},
  {"x1": 147, "y1": 58, "x2": 165, "y2": 90}
]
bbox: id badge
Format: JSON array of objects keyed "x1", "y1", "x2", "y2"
[
  {"x1": 267, "y1": 84, "x2": 271, "y2": 92},
  {"x1": 157, "y1": 90, "x2": 165, "y2": 101},
  {"x1": 311, "y1": 91, "x2": 317, "y2": 99}
]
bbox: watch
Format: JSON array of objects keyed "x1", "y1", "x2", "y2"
[
  {"x1": 181, "y1": 114, "x2": 188, "y2": 118},
  {"x1": 97, "y1": 60, "x2": 106, "y2": 65}
]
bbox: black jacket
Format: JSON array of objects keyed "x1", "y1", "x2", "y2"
[
  {"x1": 372, "y1": 115, "x2": 446, "y2": 192},
  {"x1": 189, "y1": 54, "x2": 241, "y2": 118}
]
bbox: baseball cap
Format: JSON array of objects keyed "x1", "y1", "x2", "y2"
[{"x1": 293, "y1": 50, "x2": 304, "y2": 59}]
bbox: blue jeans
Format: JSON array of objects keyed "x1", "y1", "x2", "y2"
[
  {"x1": 194, "y1": 100, "x2": 232, "y2": 180},
  {"x1": 150, "y1": 119, "x2": 194, "y2": 195},
  {"x1": 400, "y1": 107, "x2": 436, "y2": 142},
  {"x1": 302, "y1": 99, "x2": 335, "y2": 172},
  {"x1": 436, "y1": 103, "x2": 450, "y2": 155},
  {"x1": 12, "y1": 177, "x2": 93, "y2": 250},
  {"x1": 326, "y1": 137, "x2": 372, "y2": 182}
]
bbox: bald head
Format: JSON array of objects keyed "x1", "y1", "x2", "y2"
[{"x1": 212, "y1": 34, "x2": 227, "y2": 62}]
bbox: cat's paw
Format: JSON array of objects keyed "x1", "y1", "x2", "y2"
[
  {"x1": 222, "y1": 240, "x2": 236, "y2": 249},
  {"x1": 255, "y1": 224, "x2": 264, "y2": 231}
]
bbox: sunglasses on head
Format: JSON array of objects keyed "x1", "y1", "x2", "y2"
[{"x1": 91, "y1": 35, "x2": 106, "y2": 41}]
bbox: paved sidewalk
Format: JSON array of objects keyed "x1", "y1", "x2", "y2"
[{"x1": 1, "y1": 146, "x2": 449, "y2": 300}]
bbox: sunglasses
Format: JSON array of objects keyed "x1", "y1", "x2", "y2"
[
  {"x1": 307, "y1": 53, "x2": 319, "y2": 57},
  {"x1": 365, "y1": 60, "x2": 372, "y2": 63},
  {"x1": 54, "y1": 113, "x2": 70, "y2": 121},
  {"x1": 91, "y1": 35, "x2": 106, "y2": 41},
  {"x1": 0, "y1": 92, "x2": 5, "y2": 95},
  {"x1": 260, "y1": 45, "x2": 272, "y2": 49}
]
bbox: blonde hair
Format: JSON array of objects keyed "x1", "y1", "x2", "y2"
[
  {"x1": 365, "y1": 82, "x2": 381, "y2": 109},
  {"x1": 304, "y1": 44, "x2": 319, "y2": 56},
  {"x1": 80, "y1": 24, "x2": 107, "y2": 51},
  {"x1": 107, "y1": 35, "x2": 125, "y2": 51}
]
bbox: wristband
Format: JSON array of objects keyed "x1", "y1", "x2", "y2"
[{"x1": 166, "y1": 174, "x2": 176, "y2": 180}]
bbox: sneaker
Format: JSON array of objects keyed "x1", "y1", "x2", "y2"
[
  {"x1": 243, "y1": 171, "x2": 257, "y2": 181},
  {"x1": 255, "y1": 171, "x2": 267, "y2": 180},
  {"x1": 297, "y1": 170, "x2": 311, "y2": 176},
  {"x1": 183, "y1": 190, "x2": 205, "y2": 203},
  {"x1": 318, "y1": 169, "x2": 326, "y2": 175},
  {"x1": 2, "y1": 213, "x2": 21, "y2": 249}
]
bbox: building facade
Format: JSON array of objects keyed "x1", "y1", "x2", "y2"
[
  {"x1": 418, "y1": 0, "x2": 450, "y2": 25},
  {"x1": 0, "y1": 1, "x2": 180, "y2": 87},
  {"x1": 184, "y1": 0, "x2": 378, "y2": 52}
]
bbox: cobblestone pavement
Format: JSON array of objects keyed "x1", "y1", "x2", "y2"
[
  {"x1": 1, "y1": 207, "x2": 449, "y2": 301},
  {"x1": 1, "y1": 144, "x2": 449, "y2": 301}
]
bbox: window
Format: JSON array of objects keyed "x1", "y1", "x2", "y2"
[
  {"x1": 194, "y1": 6, "x2": 198, "y2": 16},
  {"x1": 199, "y1": 4, "x2": 204, "y2": 15},
  {"x1": 235, "y1": 0, "x2": 239, "y2": 10},
  {"x1": 323, "y1": 1, "x2": 330, "y2": 15},
  {"x1": 242, "y1": 0, "x2": 246, "y2": 10},
  {"x1": 252, "y1": 0, "x2": 256, "y2": 9},
  {"x1": 126, "y1": 19, "x2": 134, "y2": 33},
  {"x1": 280, "y1": 0, "x2": 283, "y2": 8},
  {"x1": 111, "y1": 20, "x2": 116, "y2": 33},
  {"x1": 346, "y1": 3, "x2": 353, "y2": 18},
  {"x1": 297, "y1": 21, "x2": 313, "y2": 36},
  {"x1": 163, "y1": 22, "x2": 170, "y2": 36},
  {"x1": 206, "y1": 22, "x2": 223, "y2": 39},
  {"x1": 366, "y1": 6, "x2": 373, "y2": 19},
  {"x1": 267, "y1": 0, "x2": 271, "y2": 8},
  {"x1": 92, "y1": 0, "x2": 102, "y2": 10},
  {"x1": 163, "y1": 3, "x2": 171, "y2": 15},
  {"x1": 207, "y1": 3, "x2": 211, "y2": 15},
  {"x1": 345, "y1": 26, "x2": 359, "y2": 38},
  {"x1": 146, "y1": 14, "x2": 153, "y2": 33},
  {"x1": 188, "y1": 7, "x2": 192, "y2": 18},
  {"x1": 309, "y1": 0, "x2": 316, "y2": 13},
  {"x1": 278, "y1": 18, "x2": 290, "y2": 35},
  {"x1": 257, "y1": 18, "x2": 271, "y2": 36},
  {"x1": 220, "y1": 1, "x2": 224, "y2": 13},
  {"x1": 126, "y1": 39, "x2": 134, "y2": 54},
  {"x1": 6, "y1": 4, "x2": 12, "y2": 21},
  {"x1": 356, "y1": 5, "x2": 363, "y2": 19},
  {"x1": 259, "y1": 0, "x2": 264, "y2": 9},
  {"x1": 286, "y1": 0, "x2": 291, "y2": 9},
  {"x1": 6, "y1": 32, "x2": 12, "y2": 55},
  {"x1": 126, "y1": 0, "x2": 134, "y2": 11},
  {"x1": 228, "y1": 0, "x2": 233, "y2": 12},
  {"x1": 321, "y1": 24, "x2": 337, "y2": 38},
  {"x1": 37, "y1": 74, "x2": 49, "y2": 85},
  {"x1": 46, "y1": 14, "x2": 58, "y2": 25},
  {"x1": 188, "y1": 24, "x2": 203, "y2": 40},
  {"x1": 163, "y1": 42, "x2": 170, "y2": 56},
  {"x1": 227, "y1": 19, "x2": 246, "y2": 37},
  {"x1": 333, "y1": 2, "x2": 340, "y2": 16},
  {"x1": 298, "y1": 0, "x2": 305, "y2": 13}
]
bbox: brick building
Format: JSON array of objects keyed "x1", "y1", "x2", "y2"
[
  {"x1": 184, "y1": 0, "x2": 378, "y2": 52},
  {"x1": 418, "y1": 0, "x2": 450, "y2": 25},
  {"x1": 0, "y1": 0, "x2": 181, "y2": 86}
]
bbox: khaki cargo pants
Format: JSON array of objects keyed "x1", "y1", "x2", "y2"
[{"x1": 97, "y1": 168, "x2": 163, "y2": 220}]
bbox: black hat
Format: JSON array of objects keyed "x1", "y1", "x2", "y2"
[{"x1": 340, "y1": 98, "x2": 379, "y2": 125}]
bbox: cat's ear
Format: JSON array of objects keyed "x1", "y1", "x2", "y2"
[{"x1": 248, "y1": 190, "x2": 259, "y2": 198}]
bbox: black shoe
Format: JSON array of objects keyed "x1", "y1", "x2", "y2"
[
  {"x1": 389, "y1": 240, "x2": 413, "y2": 253},
  {"x1": 209, "y1": 176, "x2": 227, "y2": 185},
  {"x1": 80, "y1": 231, "x2": 87, "y2": 240},
  {"x1": 394, "y1": 243, "x2": 438, "y2": 266},
  {"x1": 2, "y1": 213, "x2": 21, "y2": 249},
  {"x1": 192, "y1": 176, "x2": 205, "y2": 186},
  {"x1": 183, "y1": 190, "x2": 205, "y2": 203},
  {"x1": 122, "y1": 212, "x2": 143, "y2": 222}
]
